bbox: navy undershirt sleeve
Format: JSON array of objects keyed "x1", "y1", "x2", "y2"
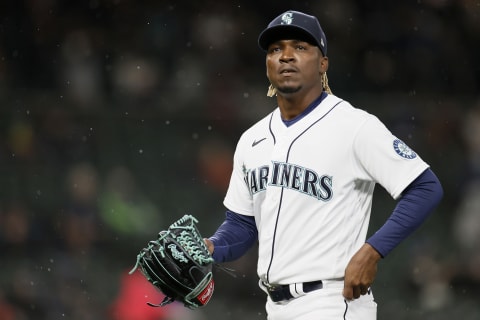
[
  {"x1": 208, "y1": 210, "x2": 258, "y2": 263},
  {"x1": 366, "y1": 168, "x2": 443, "y2": 257}
]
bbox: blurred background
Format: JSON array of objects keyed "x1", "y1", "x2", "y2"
[{"x1": 0, "y1": 0, "x2": 479, "y2": 319}]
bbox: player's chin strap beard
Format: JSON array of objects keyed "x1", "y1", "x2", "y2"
[{"x1": 267, "y1": 72, "x2": 333, "y2": 97}]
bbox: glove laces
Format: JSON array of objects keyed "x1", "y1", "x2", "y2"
[{"x1": 175, "y1": 230, "x2": 214, "y2": 265}]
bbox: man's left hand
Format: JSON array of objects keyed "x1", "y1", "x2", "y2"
[{"x1": 343, "y1": 243, "x2": 381, "y2": 300}]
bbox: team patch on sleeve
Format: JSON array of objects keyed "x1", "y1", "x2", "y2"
[{"x1": 393, "y1": 139, "x2": 417, "y2": 159}]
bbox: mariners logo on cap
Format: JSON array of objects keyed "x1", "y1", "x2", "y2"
[
  {"x1": 281, "y1": 12, "x2": 293, "y2": 24},
  {"x1": 393, "y1": 139, "x2": 417, "y2": 159}
]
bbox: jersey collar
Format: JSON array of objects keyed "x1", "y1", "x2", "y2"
[{"x1": 281, "y1": 91, "x2": 328, "y2": 127}]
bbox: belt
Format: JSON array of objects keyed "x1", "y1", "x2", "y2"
[{"x1": 264, "y1": 280, "x2": 324, "y2": 303}]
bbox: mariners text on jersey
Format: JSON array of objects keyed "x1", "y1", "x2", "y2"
[{"x1": 243, "y1": 161, "x2": 333, "y2": 201}]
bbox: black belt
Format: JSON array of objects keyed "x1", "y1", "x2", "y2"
[{"x1": 265, "y1": 280, "x2": 324, "y2": 302}]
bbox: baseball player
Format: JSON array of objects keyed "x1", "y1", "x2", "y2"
[{"x1": 204, "y1": 10, "x2": 443, "y2": 320}]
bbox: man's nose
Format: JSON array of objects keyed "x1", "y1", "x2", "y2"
[{"x1": 280, "y1": 47, "x2": 295, "y2": 62}]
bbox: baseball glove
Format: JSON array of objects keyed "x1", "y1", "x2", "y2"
[{"x1": 129, "y1": 214, "x2": 215, "y2": 309}]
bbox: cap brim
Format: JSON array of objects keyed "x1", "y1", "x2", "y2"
[{"x1": 258, "y1": 25, "x2": 319, "y2": 51}]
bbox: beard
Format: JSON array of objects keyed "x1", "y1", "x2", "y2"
[{"x1": 276, "y1": 84, "x2": 302, "y2": 94}]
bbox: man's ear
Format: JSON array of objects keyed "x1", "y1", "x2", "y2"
[{"x1": 319, "y1": 56, "x2": 329, "y2": 73}]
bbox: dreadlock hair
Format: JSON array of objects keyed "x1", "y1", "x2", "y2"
[
  {"x1": 267, "y1": 84, "x2": 277, "y2": 97},
  {"x1": 266, "y1": 72, "x2": 333, "y2": 97},
  {"x1": 322, "y1": 72, "x2": 333, "y2": 94}
]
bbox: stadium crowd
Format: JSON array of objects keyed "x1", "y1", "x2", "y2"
[{"x1": 0, "y1": 1, "x2": 479, "y2": 319}]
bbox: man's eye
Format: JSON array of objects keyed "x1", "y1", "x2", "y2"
[{"x1": 296, "y1": 45, "x2": 306, "y2": 50}]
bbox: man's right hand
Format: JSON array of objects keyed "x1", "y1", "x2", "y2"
[{"x1": 204, "y1": 238, "x2": 214, "y2": 255}]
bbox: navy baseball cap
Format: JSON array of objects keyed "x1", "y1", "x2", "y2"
[{"x1": 258, "y1": 10, "x2": 327, "y2": 56}]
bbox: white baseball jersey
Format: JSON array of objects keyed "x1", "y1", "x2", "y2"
[{"x1": 223, "y1": 94, "x2": 429, "y2": 285}]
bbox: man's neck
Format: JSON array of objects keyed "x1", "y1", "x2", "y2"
[
  {"x1": 277, "y1": 88, "x2": 325, "y2": 120},
  {"x1": 280, "y1": 92, "x2": 328, "y2": 127}
]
